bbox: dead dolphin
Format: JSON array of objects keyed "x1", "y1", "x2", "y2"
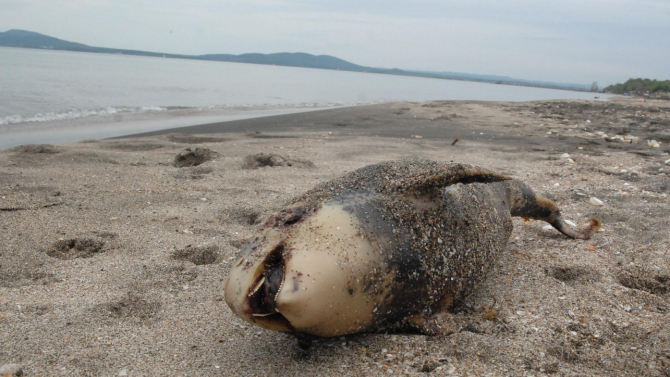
[{"x1": 224, "y1": 160, "x2": 600, "y2": 348}]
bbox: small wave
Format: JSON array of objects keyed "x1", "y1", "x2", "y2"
[
  {"x1": 0, "y1": 101, "x2": 387, "y2": 127},
  {"x1": 0, "y1": 106, "x2": 168, "y2": 126}
]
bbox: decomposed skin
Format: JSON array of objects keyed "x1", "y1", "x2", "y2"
[{"x1": 224, "y1": 160, "x2": 600, "y2": 348}]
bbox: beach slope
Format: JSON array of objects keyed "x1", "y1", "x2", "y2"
[{"x1": 1, "y1": 98, "x2": 669, "y2": 376}]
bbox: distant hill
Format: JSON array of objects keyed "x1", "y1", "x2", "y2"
[
  {"x1": 199, "y1": 52, "x2": 368, "y2": 71},
  {"x1": 0, "y1": 29, "x2": 90, "y2": 50},
  {"x1": 0, "y1": 29, "x2": 592, "y2": 92},
  {"x1": 0, "y1": 29, "x2": 188, "y2": 58}
]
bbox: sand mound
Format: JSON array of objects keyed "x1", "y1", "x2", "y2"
[
  {"x1": 45, "y1": 238, "x2": 106, "y2": 260},
  {"x1": 222, "y1": 205, "x2": 264, "y2": 226},
  {"x1": 242, "y1": 153, "x2": 314, "y2": 169},
  {"x1": 549, "y1": 265, "x2": 601, "y2": 285},
  {"x1": 618, "y1": 268, "x2": 670, "y2": 295},
  {"x1": 173, "y1": 147, "x2": 216, "y2": 167}
]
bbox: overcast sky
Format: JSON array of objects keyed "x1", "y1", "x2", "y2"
[{"x1": 2, "y1": 0, "x2": 668, "y2": 86}]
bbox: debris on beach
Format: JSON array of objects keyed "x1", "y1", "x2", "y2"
[
  {"x1": 10, "y1": 144, "x2": 60, "y2": 154},
  {"x1": 589, "y1": 197, "x2": 604, "y2": 206},
  {"x1": 0, "y1": 364, "x2": 23, "y2": 376},
  {"x1": 173, "y1": 147, "x2": 216, "y2": 167},
  {"x1": 647, "y1": 140, "x2": 661, "y2": 148},
  {"x1": 242, "y1": 153, "x2": 314, "y2": 169},
  {"x1": 45, "y1": 237, "x2": 106, "y2": 260},
  {"x1": 604, "y1": 134, "x2": 638, "y2": 143}
]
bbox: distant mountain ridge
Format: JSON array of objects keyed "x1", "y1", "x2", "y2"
[
  {"x1": 0, "y1": 29, "x2": 375, "y2": 72},
  {"x1": 199, "y1": 52, "x2": 368, "y2": 71},
  {"x1": 0, "y1": 29, "x2": 592, "y2": 91}
]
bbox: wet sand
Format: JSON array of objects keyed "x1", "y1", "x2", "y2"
[{"x1": 1, "y1": 98, "x2": 669, "y2": 376}]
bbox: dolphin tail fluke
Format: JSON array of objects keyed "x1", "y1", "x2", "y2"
[{"x1": 507, "y1": 181, "x2": 601, "y2": 240}]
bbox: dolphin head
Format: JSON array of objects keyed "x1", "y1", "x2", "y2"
[{"x1": 224, "y1": 202, "x2": 391, "y2": 338}]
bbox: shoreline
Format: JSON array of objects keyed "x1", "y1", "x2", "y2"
[
  {"x1": 118, "y1": 97, "x2": 642, "y2": 153},
  {"x1": 117, "y1": 98, "x2": 615, "y2": 143},
  {"x1": 0, "y1": 106, "x2": 337, "y2": 151},
  {"x1": 1, "y1": 98, "x2": 669, "y2": 376}
]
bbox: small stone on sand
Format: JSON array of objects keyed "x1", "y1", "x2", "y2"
[
  {"x1": 0, "y1": 364, "x2": 23, "y2": 376},
  {"x1": 647, "y1": 140, "x2": 661, "y2": 148},
  {"x1": 589, "y1": 197, "x2": 604, "y2": 206}
]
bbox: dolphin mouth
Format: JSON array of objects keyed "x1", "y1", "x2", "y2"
[{"x1": 243, "y1": 244, "x2": 292, "y2": 331}]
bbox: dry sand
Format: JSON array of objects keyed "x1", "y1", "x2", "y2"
[{"x1": 1, "y1": 98, "x2": 669, "y2": 376}]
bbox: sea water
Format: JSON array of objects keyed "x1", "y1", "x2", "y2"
[{"x1": 0, "y1": 47, "x2": 609, "y2": 149}]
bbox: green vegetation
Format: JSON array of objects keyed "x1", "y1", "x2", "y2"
[{"x1": 604, "y1": 78, "x2": 670, "y2": 94}]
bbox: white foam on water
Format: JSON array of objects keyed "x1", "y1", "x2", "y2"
[
  {"x1": 0, "y1": 101, "x2": 377, "y2": 127},
  {"x1": 0, "y1": 106, "x2": 169, "y2": 126}
]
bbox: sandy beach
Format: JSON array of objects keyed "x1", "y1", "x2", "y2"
[{"x1": 1, "y1": 98, "x2": 669, "y2": 376}]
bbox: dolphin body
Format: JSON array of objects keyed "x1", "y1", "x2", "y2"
[{"x1": 224, "y1": 160, "x2": 600, "y2": 348}]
